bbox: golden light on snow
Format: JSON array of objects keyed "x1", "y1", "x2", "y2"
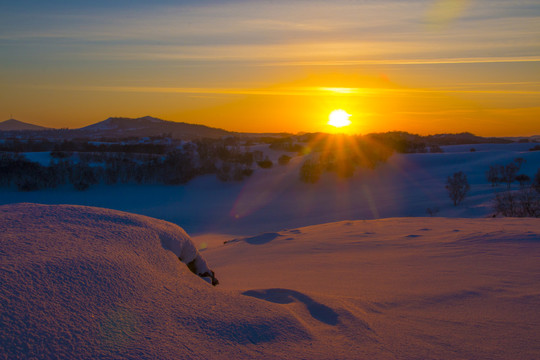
[{"x1": 328, "y1": 109, "x2": 352, "y2": 128}]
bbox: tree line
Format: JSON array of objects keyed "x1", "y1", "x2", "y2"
[
  {"x1": 444, "y1": 158, "x2": 540, "y2": 217},
  {"x1": 0, "y1": 139, "x2": 262, "y2": 191}
]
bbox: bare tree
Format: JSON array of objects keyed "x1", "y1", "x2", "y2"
[
  {"x1": 446, "y1": 171, "x2": 470, "y2": 206},
  {"x1": 500, "y1": 163, "x2": 519, "y2": 189},
  {"x1": 486, "y1": 165, "x2": 501, "y2": 187}
]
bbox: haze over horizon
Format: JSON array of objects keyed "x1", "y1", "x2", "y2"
[{"x1": 1, "y1": 0, "x2": 539, "y2": 136}]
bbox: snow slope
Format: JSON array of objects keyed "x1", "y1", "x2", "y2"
[
  {"x1": 201, "y1": 217, "x2": 540, "y2": 359},
  {"x1": 2, "y1": 203, "x2": 540, "y2": 359}
]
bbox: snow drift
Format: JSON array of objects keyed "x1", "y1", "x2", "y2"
[{"x1": 0, "y1": 204, "x2": 324, "y2": 359}]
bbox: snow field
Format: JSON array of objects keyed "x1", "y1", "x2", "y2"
[
  {"x1": 200, "y1": 217, "x2": 540, "y2": 359},
  {"x1": 1, "y1": 204, "x2": 540, "y2": 358},
  {"x1": 4, "y1": 143, "x2": 539, "y2": 235}
]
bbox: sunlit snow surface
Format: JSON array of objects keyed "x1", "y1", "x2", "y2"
[{"x1": 2, "y1": 204, "x2": 540, "y2": 359}]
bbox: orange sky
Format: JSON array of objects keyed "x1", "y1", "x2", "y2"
[{"x1": 1, "y1": 0, "x2": 539, "y2": 136}]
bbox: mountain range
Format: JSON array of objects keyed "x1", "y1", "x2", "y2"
[
  {"x1": 1, "y1": 117, "x2": 538, "y2": 143},
  {"x1": 0, "y1": 116, "x2": 233, "y2": 139}
]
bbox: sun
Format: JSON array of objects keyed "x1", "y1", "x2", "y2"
[{"x1": 328, "y1": 109, "x2": 352, "y2": 128}]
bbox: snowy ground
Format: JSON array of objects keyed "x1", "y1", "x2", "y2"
[
  {"x1": 1, "y1": 204, "x2": 539, "y2": 359},
  {"x1": 1, "y1": 143, "x2": 539, "y2": 235},
  {"x1": 1, "y1": 144, "x2": 540, "y2": 358}
]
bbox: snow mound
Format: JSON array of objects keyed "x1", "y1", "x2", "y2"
[{"x1": 0, "y1": 204, "x2": 330, "y2": 359}]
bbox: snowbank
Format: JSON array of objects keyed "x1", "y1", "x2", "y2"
[{"x1": 0, "y1": 204, "x2": 325, "y2": 359}]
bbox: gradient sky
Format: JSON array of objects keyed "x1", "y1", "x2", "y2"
[{"x1": 1, "y1": 0, "x2": 539, "y2": 135}]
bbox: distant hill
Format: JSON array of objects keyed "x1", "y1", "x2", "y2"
[
  {"x1": 425, "y1": 132, "x2": 512, "y2": 145},
  {"x1": 76, "y1": 116, "x2": 233, "y2": 139},
  {"x1": 0, "y1": 119, "x2": 49, "y2": 131}
]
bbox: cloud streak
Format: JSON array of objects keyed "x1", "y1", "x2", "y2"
[
  {"x1": 2, "y1": 0, "x2": 538, "y2": 64},
  {"x1": 30, "y1": 84, "x2": 540, "y2": 97}
]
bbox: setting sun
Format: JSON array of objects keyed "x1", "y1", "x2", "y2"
[{"x1": 328, "y1": 109, "x2": 352, "y2": 128}]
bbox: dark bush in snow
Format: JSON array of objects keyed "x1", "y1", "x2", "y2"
[
  {"x1": 278, "y1": 154, "x2": 291, "y2": 165},
  {"x1": 300, "y1": 159, "x2": 322, "y2": 184},
  {"x1": 516, "y1": 174, "x2": 531, "y2": 188},
  {"x1": 232, "y1": 166, "x2": 253, "y2": 181},
  {"x1": 257, "y1": 158, "x2": 273, "y2": 169},
  {"x1": 70, "y1": 164, "x2": 99, "y2": 191},
  {"x1": 494, "y1": 188, "x2": 540, "y2": 218}
]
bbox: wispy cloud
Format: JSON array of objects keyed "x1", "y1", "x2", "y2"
[
  {"x1": 28, "y1": 84, "x2": 540, "y2": 97},
  {"x1": 261, "y1": 56, "x2": 540, "y2": 67},
  {"x1": 2, "y1": 0, "x2": 538, "y2": 64}
]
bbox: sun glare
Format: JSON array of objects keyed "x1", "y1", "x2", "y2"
[{"x1": 328, "y1": 109, "x2": 352, "y2": 128}]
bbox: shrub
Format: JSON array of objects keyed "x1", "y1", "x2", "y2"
[
  {"x1": 69, "y1": 164, "x2": 98, "y2": 191},
  {"x1": 257, "y1": 159, "x2": 273, "y2": 169},
  {"x1": 494, "y1": 188, "x2": 540, "y2": 217},
  {"x1": 232, "y1": 167, "x2": 253, "y2": 181},
  {"x1": 278, "y1": 154, "x2": 291, "y2": 165},
  {"x1": 299, "y1": 159, "x2": 322, "y2": 183},
  {"x1": 335, "y1": 161, "x2": 355, "y2": 178},
  {"x1": 16, "y1": 174, "x2": 42, "y2": 191},
  {"x1": 515, "y1": 174, "x2": 531, "y2": 188}
]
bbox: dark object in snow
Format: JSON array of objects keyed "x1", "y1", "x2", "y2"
[{"x1": 185, "y1": 257, "x2": 219, "y2": 286}]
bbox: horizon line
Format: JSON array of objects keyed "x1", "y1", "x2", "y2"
[{"x1": 2, "y1": 117, "x2": 539, "y2": 139}]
